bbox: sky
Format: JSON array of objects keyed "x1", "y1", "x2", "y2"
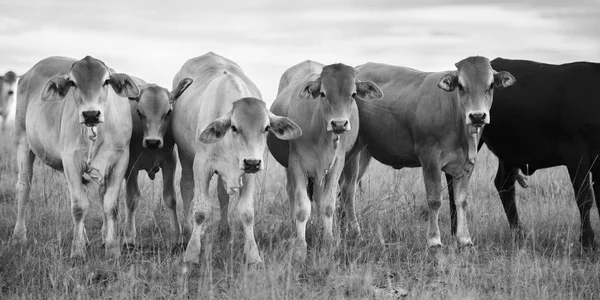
[{"x1": 1, "y1": 0, "x2": 599, "y2": 105}]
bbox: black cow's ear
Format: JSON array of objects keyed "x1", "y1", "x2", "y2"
[
  {"x1": 438, "y1": 73, "x2": 458, "y2": 92},
  {"x1": 494, "y1": 71, "x2": 516, "y2": 88},
  {"x1": 298, "y1": 80, "x2": 321, "y2": 99},
  {"x1": 41, "y1": 75, "x2": 74, "y2": 101}
]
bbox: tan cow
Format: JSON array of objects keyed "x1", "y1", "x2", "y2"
[
  {"x1": 11, "y1": 56, "x2": 140, "y2": 258},
  {"x1": 0, "y1": 71, "x2": 18, "y2": 131},
  {"x1": 267, "y1": 61, "x2": 383, "y2": 261},
  {"x1": 123, "y1": 77, "x2": 193, "y2": 249},
  {"x1": 172, "y1": 52, "x2": 301, "y2": 264},
  {"x1": 340, "y1": 57, "x2": 515, "y2": 248}
]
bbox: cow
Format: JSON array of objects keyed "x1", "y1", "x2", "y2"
[
  {"x1": 475, "y1": 58, "x2": 600, "y2": 248},
  {"x1": 267, "y1": 61, "x2": 383, "y2": 261},
  {"x1": 122, "y1": 77, "x2": 193, "y2": 250},
  {"x1": 11, "y1": 56, "x2": 140, "y2": 258},
  {"x1": 0, "y1": 71, "x2": 18, "y2": 131},
  {"x1": 172, "y1": 52, "x2": 302, "y2": 264},
  {"x1": 339, "y1": 57, "x2": 515, "y2": 248}
]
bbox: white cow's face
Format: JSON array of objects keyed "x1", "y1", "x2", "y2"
[
  {"x1": 0, "y1": 71, "x2": 17, "y2": 113},
  {"x1": 130, "y1": 79, "x2": 192, "y2": 149},
  {"x1": 438, "y1": 56, "x2": 515, "y2": 128},
  {"x1": 41, "y1": 56, "x2": 140, "y2": 127},
  {"x1": 199, "y1": 97, "x2": 302, "y2": 173},
  {"x1": 299, "y1": 64, "x2": 383, "y2": 134}
]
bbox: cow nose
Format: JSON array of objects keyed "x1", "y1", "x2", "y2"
[
  {"x1": 469, "y1": 112, "x2": 487, "y2": 126},
  {"x1": 243, "y1": 159, "x2": 262, "y2": 173},
  {"x1": 82, "y1": 110, "x2": 101, "y2": 125},
  {"x1": 330, "y1": 119, "x2": 349, "y2": 134},
  {"x1": 145, "y1": 139, "x2": 162, "y2": 149}
]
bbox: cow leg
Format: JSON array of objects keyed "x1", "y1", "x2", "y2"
[
  {"x1": 420, "y1": 157, "x2": 443, "y2": 247},
  {"x1": 124, "y1": 170, "x2": 140, "y2": 247},
  {"x1": 446, "y1": 174, "x2": 457, "y2": 236},
  {"x1": 494, "y1": 160, "x2": 521, "y2": 230},
  {"x1": 287, "y1": 159, "x2": 311, "y2": 262},
  {"x1": 316, "y1": 158, "x2": 344, "y2": 250},
  {"x1": 449, "y1": 171, "x2": 474, "y2": 247},
  {"x1": 216, "y1": 176, "x2": 231, "y2": 238},
  {"x1": 98, "y1": 155, "x2": 128, "y2": 258},
  {"x1": 339, "y1": 149, "x2": 370, "y2": 239},
  {"x1": 12, "y1": 137, "x2": 35, "y2": 243},
  {"x1": 161, "y1": 152, "x2": 181, "y2": 245},
  {"x1": 591, "y1": 168, "x2": 600, "y2": 228},
  {"x1": 63, "y1": 158, "x2": 92, "y2": 258},
  {"x1": 237, "y1": 174, "x2": 262, "y2": 264},
  {"x1": 566, "y1": 158, "x2": 595, "y2": 247},
  {"x1": 183, "y1": 157, "x2": 212, "y2": 264},
  {"x1": 179, "y1": 154, "x2": 195, "y2": 243}
]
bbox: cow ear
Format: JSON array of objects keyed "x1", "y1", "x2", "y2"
[
  {"x1": 41, "y1": 75, "x2": 74, "y2": 101},
  {"x1": 108, "y1": 73, "x2": 140, "y2": 98},
  {"x1": 171, "y1": 78, "x2": 193, "y2": 103},
  {"x1": 199, "y1": 114, "x2": 231, "y2": 143},
  {"x1": 355, "y1": 80, "x2": 383, "y2": 100},
  {"x1": 298, "y1": 80, "x2": 321, "y2": 99},
  {"x1": 269, "y1": 111, "x2": 302, "y2": 140},
  {"x1": 494, "y1": 71, "x2": 516, "y2": 88},
  {"x1": 438, "y1": 73, "x2": 458, "y2": 92}
]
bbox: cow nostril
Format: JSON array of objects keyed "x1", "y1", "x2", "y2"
[
  {"x1": 469, "y1": 113, "x2": 486, "y2": 123},
  {"x1": 145, "y1": 139, "x2": 161, "y2": 149},
  {"x1": 244, "y1": 159, "x2": 261, "y2": 168},
  {"x1": 83, "y1": 110, "x2": 101, "y2": 118}
]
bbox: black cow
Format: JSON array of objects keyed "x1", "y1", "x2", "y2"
[{"x1": 450, "y1": 58, "x2": 600, "y2": 247}]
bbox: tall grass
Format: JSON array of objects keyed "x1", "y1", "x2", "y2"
[{"x1": 1, "y1": 127, "x2": 599, "y2": 299}]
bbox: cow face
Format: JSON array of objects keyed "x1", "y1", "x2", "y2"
[
  {"x1": 130, "y1": 79, "x2": 192, "y2": 149},
  {"x1": 41, "y1": 56, "x2": 140, "y2": 127},
  {"x1": 0, "y1": 71, "x2": 17, "y2": 114},
  {"x1": 438, "y1": 56, "x2": 515, "y2": 127},
  {"x1": 199, "y1": 97, "x2": 302, "y2": 173},
  {"x1": 299, "y1": 63, "x2": 382, "y2": 134}
]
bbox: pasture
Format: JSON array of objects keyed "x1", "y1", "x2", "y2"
[{"x1": 1, "y1": 126, "x2": 599, "y2": 299}]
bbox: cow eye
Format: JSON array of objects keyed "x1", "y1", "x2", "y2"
[
  {"x1": 231, "y1": 125, "x2": 238, "y2": 132},
  {"x1": 351, "y1": 92, "x2": 357, "y2": 98},
  {"x1": 8, "y1": 90, "x2": 14, "y2": 95},
  {"x1": 265, "y1": 125, "x2": 270, "y2": 132},
  {"x1": 103, "y1": 79, "x2": 110, "y2": 86},
  {"x1": 320, "y1": 92, "x2": 326, "y2": 98},
  {"x1": 136, "y1": 109, "x2": 142, "y2": 117},
  {"x1": 489, "y1": 82, "x2": 495, "y2": 90},
  {"x1": 458, "y1": 84, "x2": 464, "y2": 91},
  {"x1": 165, "y1": 109, "x2": 172, "y2": 117}
]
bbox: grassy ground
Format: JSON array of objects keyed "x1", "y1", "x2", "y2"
[{"x1": 1, "y1": 127, "x2": 599, "y2": 300}]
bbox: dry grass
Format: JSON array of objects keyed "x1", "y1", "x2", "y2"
[{"x1": 1, "y1": 127, "x2": 600, "y2": 299}]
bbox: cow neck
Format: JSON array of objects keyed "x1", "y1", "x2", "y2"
[
  {"x1": 309, "y1": 101, "x2": 339, "y2": 185},
  {"x1": 83, "y1": 125, "x2": 103, "y2": 184}
]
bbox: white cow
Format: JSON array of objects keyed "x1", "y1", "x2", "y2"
[
  {"x1": 172, "y1": 52, "x2": 302, "y2": 264},
  {"x1": 0, "y1": 71, "x2": 18, "y2": 131},
  {"x1": 12, "y1": 56, "x2": 140, "y2": 258}
]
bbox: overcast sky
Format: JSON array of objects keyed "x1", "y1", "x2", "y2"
[{"x1": 1, "y1": 0, "x2": 599, "y2": 104}]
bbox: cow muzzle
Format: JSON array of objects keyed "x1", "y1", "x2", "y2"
[
  {"x1": 467, "y1": 112, "x2": 488, "y2": 127},
  {"x1": 143, "y1": 138, "x2": 163, "y2": 149},
  {"x1": 82, "y1": 110, "x2": 103, "y2": 127},
  {"x1": 242, "y1": 158, "x2": 262, "y2": 174},
  {"x1": 328, "y1": 119, "x2": 350, "y2": 134}
]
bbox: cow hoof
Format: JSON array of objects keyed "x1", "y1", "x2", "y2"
[
  {"x1": 292, "y1": 240, "x2": 308, "y2": 262},
  {"x1": 246, "y1": 256, "x2": 263, "y2": 268},
  {"x1": 171, "y1": 243, "x2": 187, "y2": 255},
  {"x1": 122, "y1": 243, "x2": 136, "y2": 253},
  {"x1": 458, "y1": 238, "x2": 474, "y2": 248},
  {"x1": 427, "y1": 238, "x2": 443, "y2": 248}
]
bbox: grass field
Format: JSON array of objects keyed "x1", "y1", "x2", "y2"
[{"x1": 1, "y1": 127, "x2": 600, "y2": 300}]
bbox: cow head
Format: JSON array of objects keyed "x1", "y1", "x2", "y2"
[
  {"x1": 41, "y1": 56, "x2": 140, "y2": 127},
  {"x1": 129, "y1": 78, "x2": 192, "y2": 149},
  {"x1": 299, "y1": 63, "x2": 382, "y2": 134},
  {"x1": 438, "y1": 56, "x2": 515, "y2": 127},
  {"x1": 199, "y1": 97, "x2": 302, "y2": 173},
  {"x1": 0, "y1": 71, "x2": 18, "y2": 113}
]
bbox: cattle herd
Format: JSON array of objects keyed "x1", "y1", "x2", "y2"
[{"x1": 2, "y1": 52, "x2": 599, "y2": 267}]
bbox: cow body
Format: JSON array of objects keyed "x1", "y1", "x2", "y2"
[
  {"x1": 12, "y1": 56, "x2": 140, "y2": 258},
  {"x1": 123, "y1": 78, "x2": 192, "y2": 248},
  {"x1": 172, "y1": 52, "x2": 301, "y2": 264},
  {"x1": 340, "y1": 58, "x2": 514, "y2": 247},
  {"x1": 268, "y1": 61, "x2": 382, "y2": 261},
  {"x1": 479, "y1": 58, "x2": 600, "y2": 247}
]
